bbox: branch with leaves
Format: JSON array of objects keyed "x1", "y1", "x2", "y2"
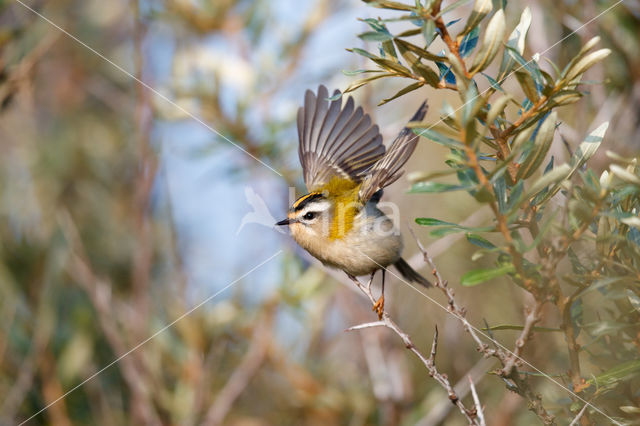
[{"x1": 342, "y1": 0, "x2": 640, "y2": 423}]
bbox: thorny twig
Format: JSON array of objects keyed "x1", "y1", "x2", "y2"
[
  {"x1": 408, "y1": 228, "x2": 556, "y2": 424},
  {"x1": 345, "y1": 274, "x2": 480, "y2": 425}
]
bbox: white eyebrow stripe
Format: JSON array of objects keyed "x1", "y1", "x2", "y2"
[{"x1": 297, "y1": 200, "x2": 331, "y2": 217}]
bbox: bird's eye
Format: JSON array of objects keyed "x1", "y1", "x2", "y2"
[{"x1": 303, "y1": 212, "x2": 316, "y2": 220}]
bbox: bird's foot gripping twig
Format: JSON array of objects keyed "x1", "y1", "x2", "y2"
[{"x1": 372, "y1": 295, "x2": 384, "y2": 320}]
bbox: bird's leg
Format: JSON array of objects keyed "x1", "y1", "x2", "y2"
[
  {"x1": 366, "y1": 270, "x2": 376, "y2": 292},
  {"x1": 372, "y1": 269, "x2": 385, "y2": 320}
]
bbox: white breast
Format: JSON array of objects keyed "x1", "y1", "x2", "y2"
[{"x1": 293, "y1": 202, "x2": 403, "y2": 276}]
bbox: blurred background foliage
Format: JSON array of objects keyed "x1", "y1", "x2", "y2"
[{"x1": 0, "y1": 0, "x2": 638, "y2": 425}]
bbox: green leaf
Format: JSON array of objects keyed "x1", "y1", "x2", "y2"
[
  {"x1": 409, "y1": 181, "x2": 472, "y2": 193},
  {"x1": 587, "y1": 359, "x2": 640, "y2": 387},
  {"x1": 358, "y1": 31, "x2": 394, "y2": 42},
  {"x1": 422, "y1": 19, "x2": 437, "y2": 47},
  {"x1": 609, "y1": 164, "x2": 640, "y2": 185},
  {"x1": 343, "y1": 72, "x2": 394, "y2": 93},
  {"x1": 461, "y1": 264, "x2": 515, "y2": 286},
  {"x1": 506, "y1": 46, "x2": 544, "y2": 97},
  {"x1": 362, "y1": 0, "x2": 416, "y2": 11},
  {"x1": 436, "y1": 0, "x2": 473, "y2": 17},
  {"x1": 448, "y1": 52, "x2": 469, "y2": 92},
  {"x1": 379, "y1": 81, "x2": 424, "y2": 105},
  {"x1": 568, "y1": 121, "x2": 609, "y2": 176},
  {"x1": 564, "y1": 48, "x2": 611, "y2": 83},
  {"x1": 482, "y1": 73, "x2": 505, "y2": 92},
  {"x1": 494, "y1": 175, "x2": 507, "y2": 213},
  {"x1": 370, "y1": 56, "x2": 413, "y2": 76},
  {"x1": 411, "y1": 127, "x2": 464, "y2": 148},
  {"x1": 466, "y1": 233, "x2": 496, "y2": 249},
  {"x1": 394, "y1": 38, "x2": 448, "y2": 62},
  {"x1": 459, "y1": 26, "x2": 480, "y2": 58},
  {"x1": 524, "y1": 163, "x2": 571, "y2": 201},
  {"x1": 415, "y1": 217, "x2": 459, "y2": 226},
  {"x1": 481, "y1": 324, "x2": 561, "y2": 332},
  {"x1": 508, "y1": 6, "x2": 531, "y2": 54},
  {"x1": 407, "y1": 168, "x2": 459, "y2": 183},
  {"x1": 486, "y1": 94, "x2": 511, "y2": 126},
  {"x1": 342, "y1": 69, "x2": 383, "y2": 76},
  {"x1": 461, "y1": 0, "x2": 492, "y2": 36},
  {"x1": 470, "y1": 9, "x2": 506, "y2": 73},
  {"x1": 515, "y1": 71, "x2": 539, "y2": 102},
  {"x1": 414, "y1": 63, "x2": 441, "y2": 87},
  {"x1": 498, "y1": 6, "x2": 531, "y2": 78},
  {"x1": 548, "y1": 90, "x2": 583, "y2": 107},
  {"x1": 349, "y1": 47, "x2": 378, "y2": 60}
]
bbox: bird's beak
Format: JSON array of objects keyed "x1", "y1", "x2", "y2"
[{"x1": 275, "y1": 218, "x2": 291, "y2": 226}]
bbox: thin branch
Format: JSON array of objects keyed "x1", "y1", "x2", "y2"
[
  {"x1": 408, "y1": 227, "x2": 503, "y2": 360},
  {"x1": 346, "y1": 274, "x2": 479, "y2": 425},
  {"x1": 501, "y1": 301, "x2": 544, "y2": 376},
  {"x1": 408, "y1": 229, "x2": 556, "y2": 424},
  {"x1": 468, "y1": 376, "x2": 486, "y2": 426}
]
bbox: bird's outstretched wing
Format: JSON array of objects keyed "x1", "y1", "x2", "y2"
[
  {"x1": 297, "y1": 85, "x2": 385, "y2": 191},
  {"x1": 358, "y1": 101, "x2": 428, "y2": 203}
]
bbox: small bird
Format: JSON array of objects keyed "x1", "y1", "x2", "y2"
[{"x1": 277, "y1": 85, "x2": 431, "y2": 318}]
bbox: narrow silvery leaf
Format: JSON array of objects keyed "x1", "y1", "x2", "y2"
[
  {"x1": 422, "y1": 19, "x2": 437, "y2": 47},
  {"x1": 379, "y1": 81, "x2": 423, "y2": 105},
  {"x1": 461, "y1": 0, "x2": 493, "y2": 36},
  {"x1": 498, "y1": 7, "x2": 531, "y2": 77},
  {"x1": 517, "y1": 111, "x2": 557, "y2": 179},
  {"x1": 511, "y1": 125, "x2": 536, "y2": 152},
  {"x1": 568, "y1": 121, "x2": 609, "y2": 175},
  {"x1": 459, "y1": 27, "x2": 480, "y2": 58},
  {"x1": 448, "y1": 52, "x2": 468, "y2": 92},
  {"x1": 463, "y1": 83, "x2": 480, "y2": 125},
  {"x1": 525, "y1": 163, "x2": 571, "y2": 200},
  {"x1": 511, "y1": 7, "x2": 531, "y2": 54},
  {"x1": 609, "y1": 164, "x2": 640, "y2": 185},
  {"x1": 561, "y1": 36, "x2": 601, "y2": 76},
  {"x1": 486, "y1": 94, "x2": 511, "y2": 125},
  {"x1": 564, "y1": 49, "x2": 611, "y2": 82},
  {"x1": 515, "y1": 70, "x2": 539, "y2": 103},
  {"x1": 470, "y1": 9, "x2": 505, "y2": 73}
]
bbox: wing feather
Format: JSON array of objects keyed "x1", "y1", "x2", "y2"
[
  {"x1": 358, "y1": 101, "x2": 428, "y2": 202},
  {"x1": 298, "y1": 86, "x2": 385, "y2": 191}
]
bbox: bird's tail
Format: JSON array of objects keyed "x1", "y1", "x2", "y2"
[{"x1": 393, "y1": 258, "x2": 431, "y2": 287}]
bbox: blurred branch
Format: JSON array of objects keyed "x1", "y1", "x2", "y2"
[
  {"x1": 131, "y1": 0, "x2": 155, "y2": 343},
  {"x1": 58, "y1": 210, "x2": 161, "y2": 425},
  {"x1": 202, "y1": 304, "x2": 275, "y2": 426}
]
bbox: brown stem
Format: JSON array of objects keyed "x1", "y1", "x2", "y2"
[{"x1": 429, "y1": 1, "x2": 471, "y2": 79}]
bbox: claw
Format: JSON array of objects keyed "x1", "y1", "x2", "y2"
[{"x1": 372, "y1": 294, "x2": 385, "y2": 320}]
